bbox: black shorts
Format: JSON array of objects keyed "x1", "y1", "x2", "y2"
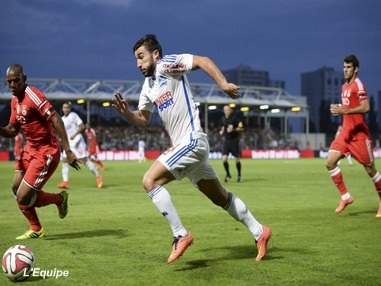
[{"x1": 222, "y1": 139, "x2": 240, "y2": 157}]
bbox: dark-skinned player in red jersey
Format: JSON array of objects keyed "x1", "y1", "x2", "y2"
[{"x1": 0, "y1": 64, "x2": 80, "y2": 239}]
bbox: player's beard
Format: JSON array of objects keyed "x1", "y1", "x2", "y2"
[{"x1": 142, "y1": 55, "x2": 156, "y2": 77}]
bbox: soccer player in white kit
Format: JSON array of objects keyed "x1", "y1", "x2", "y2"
[
  {"x1": 112, "y1": 34, "x2": 271, "y2": 263},
  {"x1": 138, "y1": 139, "x2": 146, "y2": 163},
  {"x1": 57, "y1": 102, "x2": 103, "y2": 189}
]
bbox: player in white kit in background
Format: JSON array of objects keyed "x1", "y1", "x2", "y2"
[
  {"x1": 57, "y1": 102, "x2": 103, "y2": 189},
  {"x1": 112, "y1": 34, "x2": 271, "y2": 263},
  {"x1": 138, "y1": 139, "x2": 146, "y2": 163}
]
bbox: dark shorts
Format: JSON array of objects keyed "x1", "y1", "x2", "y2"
[{"x1": 222, "y1": 139, "x2": 240, "y2": 157}]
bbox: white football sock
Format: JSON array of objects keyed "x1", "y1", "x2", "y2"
[
  {"x1": 341, "y1": 193, "x2": 351, "y2": 200},
  {"x1": 224, "y1": 192, "x2": 263, "y2": 241},
  {"x1": 86, "y1": 160, "x2": 99, "y2": 177},
  {"x1": 62, "y1": 162, "x2": 69, "y2": 181},
  {"x1": 371, "y1": 171, "x2": 381, "y2": 183},
  {"x1": 148, "y1": 186, "x2": 187, "y2": 237}
]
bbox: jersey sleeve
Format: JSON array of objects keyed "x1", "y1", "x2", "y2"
[
  {"x1": 158, "y1": 54, "x2": 193, "y2": 77},
  {"x1": 9, "y1": 97, "x2": 19, "y2": 127},
  {"x1": 29, "y1": 87, "x2": 56, "y2": 121},
  {"x1": 355, "y1": 78, "x2": 368, "y2": 101}
]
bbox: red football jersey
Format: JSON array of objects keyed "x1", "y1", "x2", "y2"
[
  {"x1": 85, "y1": 128, "x2": 98, "y2": 154},
  {"x1": 9, "y1": 85, "x2": 59, "y2": 152},
  {"x1": 340, "y1": 78, "x2": 371, "y2": 141}
]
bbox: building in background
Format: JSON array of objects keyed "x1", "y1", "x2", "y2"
[
  {"x1": 301, "y1": 67, "x2": 344, "y2": 133},
  {"x1": 223, "y1": 65, "x2": 285, "y2": 89}
]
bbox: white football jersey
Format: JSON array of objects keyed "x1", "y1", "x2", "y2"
[
  {"x1": 138, "y1": 54, "x2": 204, "y2": 145},
  {"x1": 61, "y1": 111, "x2": 84, "y2": 145}
]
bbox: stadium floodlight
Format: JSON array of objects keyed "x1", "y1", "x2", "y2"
[
  {"x1": 291, "y1": 106, "x2": 302, "y2": 112},
  {"x1": 259, "y1": 105, "x2": 269, "y2": 110},
  {"x1": 77, "y1": 99, "x2": 85, "y2": 104},
  {"x1": 271, "y1": 108, "x2": 280, "y2": 113},
  {"x1": 208, "y1": 105, "x2": 217, "y2": 110}
]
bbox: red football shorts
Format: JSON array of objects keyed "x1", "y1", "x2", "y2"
[
  {"x1": 15, "y1": 147, "x2": 60, "y2": 190},
  {"x1": 329, "y1": 136, "x2": 374, "y2": 165}
]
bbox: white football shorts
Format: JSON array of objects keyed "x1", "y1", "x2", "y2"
[{"x1": 158, "y1": 135, "x2": 217, "y2": 185}]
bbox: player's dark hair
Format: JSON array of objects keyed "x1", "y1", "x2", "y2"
[
  {"x1": 133, "y1": 34, "x2": 163, "y2": 58},
  {"x1": 344, "y1": 54, "x2": 360, "y2": 69}
]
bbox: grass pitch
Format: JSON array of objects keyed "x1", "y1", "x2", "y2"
[{"x1": 0, "y1": 159, "x2": 380, "y2": 285}]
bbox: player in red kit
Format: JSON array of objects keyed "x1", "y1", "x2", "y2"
[
  {"x1": 0, "y1": 64, "x2": 80, "y2": 239},
  {"x1": 85, "y1": 124, "x2": 104, "y2": 170},
  {"x1": 326, "y1": 55, "x2": 381, "y2": 217}
]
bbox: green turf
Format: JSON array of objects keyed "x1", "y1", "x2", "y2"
[{"x1": 0, "y1": 159, "x2": 380, "y2": 285}]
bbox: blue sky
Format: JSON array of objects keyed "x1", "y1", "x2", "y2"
[{"x1": 1, "y1": 0, "x2": 380, "y2": 97}]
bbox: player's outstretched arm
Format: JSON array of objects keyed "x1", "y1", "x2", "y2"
[
  {"x1": 192, "y1": 55, "x2": 240, "y2": 99},
  {"x1": 0, "y1": 124, "x2": 18, "y2": 138},
  {"x1": 112, "y1": 92, "x2": 151, "y2": 128},
  {"x1": 51, "y1": 113, "x2": 80, "y2": 170}
]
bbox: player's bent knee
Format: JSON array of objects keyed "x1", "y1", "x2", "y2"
[
  {"x1": 325, "y1": 160, "x2": 337, "y2": 170},
  {"x1": 142, "y1": 176, "x2": 155, "y2": 192},
  {"x1": 16, "y1": 194, "x2": 30, "y2": 205},
  {"x1": 15, "y1": 188, "x2": 36, "y2": 206},
  {"x1": 364, "y1": 163, "x2": 377, "y2": 176}
]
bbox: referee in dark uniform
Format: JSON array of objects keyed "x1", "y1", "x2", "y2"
[{"x1": 219, "y1": 105, "x2": 244, "y2": 182}]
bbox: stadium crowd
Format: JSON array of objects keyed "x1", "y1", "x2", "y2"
[{"x1": 0, "y1": 125, "x2": 300, "y2": 154}]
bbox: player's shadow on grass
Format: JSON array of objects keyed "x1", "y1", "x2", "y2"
[
  {"x1": 174, "y1": 245, "x2": 285, "y2": 271},
  {"x1": 223, "y1": 177, "x2": 267, "y2": 184},
  {"x1": 44, "y1": 229, "x2": 127, "y2": 240},
  {"x1": 347, "y1": 209, "x2": 376, "y2": 216}
]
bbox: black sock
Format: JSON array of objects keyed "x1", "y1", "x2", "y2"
[
  {"x1": 223, "y1": 161, "x2": 231, "y2": 177},
  {"x1": 236, "y1": 162, "x2": 241, "y2": 177}
]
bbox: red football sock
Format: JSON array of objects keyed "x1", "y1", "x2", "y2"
[
  {"x1": 18, "y1": 204, "x2": 42, "y2": 231},
  {"x1": 329, "y1": 167, "x2": 348, "y2": 196},
  {"x1": 374, "y1": 181, "x2": 381, "y2": 200},
  {"x1": 34, "y1": 190, "x2": 62, "y2": 208}
]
